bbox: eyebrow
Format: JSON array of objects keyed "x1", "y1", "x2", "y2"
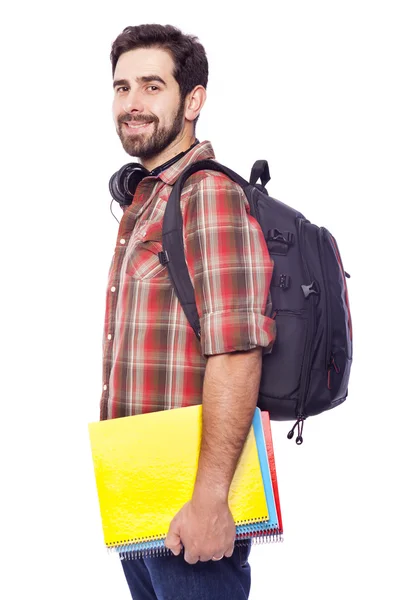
[{"x1": 113, "y1": 75, "x2": 167, "y2": 89}]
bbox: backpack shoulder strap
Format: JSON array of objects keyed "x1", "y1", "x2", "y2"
[{"x1": 161, "y1": 159, "x2": 248, "y2": 340}]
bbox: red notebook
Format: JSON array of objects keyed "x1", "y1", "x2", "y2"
[
  {"x1": 235, "y1": 410, "x2": 283, "y2": 541},
  {"x1": 261, "y1": 411, "x2": 283, "y2": 536}
]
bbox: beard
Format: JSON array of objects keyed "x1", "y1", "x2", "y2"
[{"x1": 117, "y1": 98, "x2": 186, "y2": 161}]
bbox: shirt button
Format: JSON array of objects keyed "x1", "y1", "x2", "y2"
[
  {"x1": 111, "y1": 286, "x2": 116, "y2": 292},
  {"x1": 120, "y1": 238, "x2": 126, "y2": 245},
  {"x1": 103, "y1": 384, "x2": 108, "y2": 391},
  {"x1": 107, "y1": 334, "x2": 112, "y2": 340}
]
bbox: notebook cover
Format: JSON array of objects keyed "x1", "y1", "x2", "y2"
[
  {"x1": 261, "y1": 411, "x2": 283, "y2": 535},
  {"x1": 113, "y1": 409, "x2": 283, "y2": 555},
  {"x1": 235, "y1": 408, "x2": 281, "y2": 540},
  {"x1": 88, "y1": 405, "x2": 269, "y2": 550}
]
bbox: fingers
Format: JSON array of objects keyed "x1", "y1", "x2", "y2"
[
  {"x1": 185, "y1": 546, "x2": 235, "y2": 564},
  {"x1": 211, "y1": 544, "x2": 234, "y2": 560},
  {"x1": 169, "y1": 542, "x2": 183, "y2": 557},
  {"x1": 184, "y1": 548, "x2": 228, "y2": 564},
  {"x1": 165, "y1": 529, "x2": 182, "y2": 556},
  {"x1": 184, "y1": 550, "x2": 200, "y2": 564},
  {"x1": 224, "y1": 545, "x2": 235, "y2": 558}
]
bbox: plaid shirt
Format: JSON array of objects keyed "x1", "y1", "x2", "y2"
[{"x1": 100, "y1": 141, "x2": 276, "y2": 420}]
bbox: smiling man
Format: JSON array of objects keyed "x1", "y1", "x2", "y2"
[
  {"x1": 113, "y1": 48, "x2": 190, "y2": 166},
  {"x1": 101, "y1": 24, "x2": 276, "y2": 600}
]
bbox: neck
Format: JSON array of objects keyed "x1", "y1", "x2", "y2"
[{"x1": 141, "y1": 131, "x2": 197, "y2": 171}]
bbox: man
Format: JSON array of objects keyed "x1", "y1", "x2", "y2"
[{"x1": 101, "y1": 24, "x2": 276, "y2": 600}]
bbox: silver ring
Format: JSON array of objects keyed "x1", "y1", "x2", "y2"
[{"x1": 212, "y1": 555, "x2": 224, "y2": 561}]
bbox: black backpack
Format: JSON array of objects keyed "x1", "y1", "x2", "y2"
[{"x1": 158, "y1": 159, "x2": 353, "y2": 443}]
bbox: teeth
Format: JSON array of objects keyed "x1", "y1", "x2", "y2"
[{"x1": 127, "y1": 122, "x2": 149, "y2": 129}]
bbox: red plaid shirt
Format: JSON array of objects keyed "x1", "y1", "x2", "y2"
[{"x1": 100, "y1": 141, "x2": 276, "y2": 420}]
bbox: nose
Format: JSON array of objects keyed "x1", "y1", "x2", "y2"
[{"x1": 123, "y1": 88, "x2": 144, "y2": 115}]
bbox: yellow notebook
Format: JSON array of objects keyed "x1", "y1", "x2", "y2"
[{"x1": 88, "y1": 404, "x2": 268, "y2": 555}]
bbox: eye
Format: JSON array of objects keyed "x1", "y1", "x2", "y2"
[
  {"x1": 116, "y1": 86, "x2": 128, "y2": 93},
  {"x1": 147, "y1": 85, "x2": 159, "y2": 92}
]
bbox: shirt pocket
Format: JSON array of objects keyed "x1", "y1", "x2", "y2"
[{"x1": 126, "y1": 219, "x2": 168, "y2": 280}]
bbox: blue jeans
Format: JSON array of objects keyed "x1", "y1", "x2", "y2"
[{"x1": 120, "y1": 541, "x2": 252, "y2": 600}]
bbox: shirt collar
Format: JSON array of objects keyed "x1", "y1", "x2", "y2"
[{"x1": 156, "y1": 140, "x2": 215, "y2": 186}]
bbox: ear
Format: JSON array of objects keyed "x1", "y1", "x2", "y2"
[{"x1": 184, "y1": 86, "x2": 207, "y2": 123}]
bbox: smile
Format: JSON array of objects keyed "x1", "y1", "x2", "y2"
[{"x1": 124, "y1": 122, "x2": 152, "y2": 131}]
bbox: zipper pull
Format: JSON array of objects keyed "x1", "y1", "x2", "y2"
[
  {"x1": 287, "y1": 417, "x2": 305, "y2": 444},
  {"x1": 327, "y1": 354, "x2": 340, "y2": 389},
  {"x1": 332, "y1": 356, "x2": 340, "y2": 374}
]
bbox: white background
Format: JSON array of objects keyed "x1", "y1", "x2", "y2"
[{"x1": 1, "y1": 1, "x2": 399, "y2": 598}]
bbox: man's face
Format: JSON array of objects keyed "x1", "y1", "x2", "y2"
[{"x1": 112, "y1": 47, "x2": 186, "y2": 161}]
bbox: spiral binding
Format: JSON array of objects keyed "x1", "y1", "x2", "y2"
[
  {"x1": 237, "y1": 527, "x2": 284, "y2": 544},
  {"x1": 109, "y1": 538, "x2": 165, "y2": 557},
  {"x1": 110, "y1": 527, "x2": 284, "y2": 560},
  {"x1": 251, "y1": 532, "x2": 284, "y2": 544},
  {"x1": 106, "y1": 516, "x2": 272, "y2": 554}
]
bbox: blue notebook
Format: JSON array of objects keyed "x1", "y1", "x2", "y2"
[{"x1": 235, "y1": 408, "x2": 281, "y2": 543}]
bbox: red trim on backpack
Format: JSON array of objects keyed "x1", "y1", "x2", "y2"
[{"x1": 330, "y1": 235, "x2": 353, "y2": 342}]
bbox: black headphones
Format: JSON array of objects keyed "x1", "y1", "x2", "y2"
[{"x1": 109, "y1": 139, "x2": 200, "y2": 208}]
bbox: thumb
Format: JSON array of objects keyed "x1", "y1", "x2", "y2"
[{"x1": 165, "y1": 521, "x2": 182, "y2": 556}]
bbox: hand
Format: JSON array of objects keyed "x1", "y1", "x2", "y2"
[{"x1": 165, "y1": 492, "x2": 236, "y2": 564}]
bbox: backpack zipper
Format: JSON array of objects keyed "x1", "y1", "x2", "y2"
[
  {"x1": 329, "y1": 234, "x2": 353, "y2": 343},
  {"x1": 271, "y1": 309, "x2": 304, "y2": 318},
  {"x1": 318, "y1": 228, "x2": 332, "y2": 369},
  {"x1": 271, "y1": 306, "x2": 308, "y2": 445},
  {"x1": 291, "y1": 218, "x2": 317, "y2": 441}
]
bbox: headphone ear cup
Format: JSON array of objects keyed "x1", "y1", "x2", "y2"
[{"x1": 109, "y1": 162, "x2": 148, "y2": 207}]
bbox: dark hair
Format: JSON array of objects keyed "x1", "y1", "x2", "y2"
[{"x1": 110, "y1": 24, "x2": 208, "y2": 102}]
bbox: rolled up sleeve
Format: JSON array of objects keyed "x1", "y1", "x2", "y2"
[{"x1": 182, "y1": 172, "x2": 276, "y2": 357}]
